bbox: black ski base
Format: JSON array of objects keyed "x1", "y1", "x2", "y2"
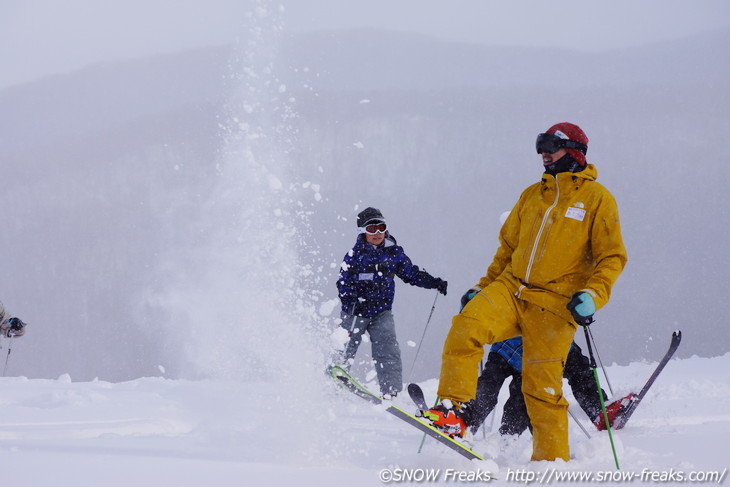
[
  {"x1": 407, "y1": 382, "x2": 429, "y2": 410},
  {"x1": 612, "y1": 330, "x2": 682, "y2": 429}
]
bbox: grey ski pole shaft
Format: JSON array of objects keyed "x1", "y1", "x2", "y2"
[
  {"x1": 347, "y1": 302, "x2": 358, "y2": 335},
  {"x1": 417, "y1": 394, "x2": 441, "y2": 454},
  {"x1": 569, "y1": 408, "x2": 591, "y2": 439},
  {"x1": 339, "y1": 303, "x2": 359, "y2": 367},
  {"x1": 414, "y1": 292, "x2": 440, "y2": 453},
  {"x1": 587, "y1": 326, "x2": 614, "y2": 396},
  {"x1": 408, "y1": 291, "x2": 439, "y2": 383},
  {"x1": 2, "y1": 338, "x2": 13, "y2": 377}
]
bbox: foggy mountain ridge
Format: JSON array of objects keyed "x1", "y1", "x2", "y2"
[
  {"x1": 278, "y1": 27, "x2": 730, "y2": 91},
  {"x1": 0, "y1": 28, "x2": 728, "y2": 382},
  {"x1": 2, "y1": 27, "x2": 727, "y2": 157},
  {"x1": 0, "y1": 46, "x2": 233, "y2": 155}
]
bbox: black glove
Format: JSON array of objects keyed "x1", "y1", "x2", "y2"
[
  {"x1": 434, "y1": 278, "x2": 448, "y2": 296},
  {"x1": 566, "y1": 292, "x2": 595, "y2": 326},
  {"x1": 4, "y1": 317, "x2": 26, "y2": 337},
  {"x1": 460, "y1": 289, "x2": 478, "y2": 310}
]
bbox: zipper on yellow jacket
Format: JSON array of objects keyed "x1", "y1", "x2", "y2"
[{"x1": 519, "y1": 173, "x2": 560, "y2": 298}]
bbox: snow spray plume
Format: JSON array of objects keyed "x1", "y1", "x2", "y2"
[
  {"x1": 146, "y1": 2, "x2": 329, "y2": 385},
  {"x1": 140, "y1": 4, "x2": 349, "y2": 465}
]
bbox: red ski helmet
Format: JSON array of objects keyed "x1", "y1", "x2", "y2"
[{"x1": 538, "y1": 122, "x2": 589, "y2": 166}]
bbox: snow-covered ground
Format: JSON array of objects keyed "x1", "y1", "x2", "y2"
[{"x1": 0, "y1": 339, "x2": 727, "y2": 486}]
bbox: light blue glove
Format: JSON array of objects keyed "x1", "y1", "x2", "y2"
[
  {"x1": 566, "y1": 292, "x2": 596, "y2": 326},
  {"x1": 460, "y1": 289, "x2": 478, "y2": 310}
]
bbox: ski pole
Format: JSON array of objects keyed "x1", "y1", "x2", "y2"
[
  {"x1": 346, "y1": 302, "x2": 358, "y2": 335},
  {"x1": 413, "y1": 292, "x2": 441, "y2": 454},
  {"x1": 582, "y1": 324, "x2": 620, "y2": 469},
  {"x1": 413, "y1": 293, "x2": 441, "y2": 454},
  {"x1": 2, "y1": 337, "x2": 14, "y2": 377},
  {"x1": 586, "y1": 326, "x2": 614, "y2": 396},
  {"x1": 569, "y1": 408, "x2": 591, "y2": 439},
  {"x1": 407, "y1": 291, "x2": 439, "y2": 383},
  {"x1": 337, "y1": 302, "x2": 359, "y2": 368},
  {"x1": 417, "y1": 393, "x2": 441, "y2": 454}
]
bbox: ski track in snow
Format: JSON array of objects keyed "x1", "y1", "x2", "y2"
[{"x1": 0, "y1": 354, "x2": 727, "y2": 486}]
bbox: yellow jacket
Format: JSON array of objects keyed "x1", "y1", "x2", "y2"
[{"x1": 477, "y1": 164, "x2": 627, "y2": 322}]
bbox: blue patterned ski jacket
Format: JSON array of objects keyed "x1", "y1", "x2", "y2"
[
  {"x1": 337, "y1": 234, "x2": 441, "y2": 318},
  {"x1": 490, "y1": 337, "x2": 524, "y2": 372},
  {"x1": 491, "y1": 337, "x2": 577, "y2": 373}
]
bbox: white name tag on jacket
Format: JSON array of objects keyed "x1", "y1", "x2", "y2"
[
  {"x1": 565, "y1": 207, "x2": 586, "y2": 221},
  {"x1": 359, "y1": 273, "x2": 374, "y2": 280}
]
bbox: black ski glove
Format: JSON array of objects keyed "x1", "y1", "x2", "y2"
[
  {"x1": 4, "y1": 317, "x2": 26, "y2": 337},
  {"x1": 434, "y1": 278, "x2": 448, "y2": 296}
]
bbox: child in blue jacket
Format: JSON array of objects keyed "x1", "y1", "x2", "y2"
[{"x1": 337, "y1": 207, "x2": 447, "y2": 397}]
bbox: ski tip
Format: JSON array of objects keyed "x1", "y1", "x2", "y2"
[{"x1": 672, "y1": 330, "x2": 682, "y2": 342}]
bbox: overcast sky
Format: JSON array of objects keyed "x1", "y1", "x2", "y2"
[{"x1": 2, "y1": 0, "x2": 730, "y2": 90}]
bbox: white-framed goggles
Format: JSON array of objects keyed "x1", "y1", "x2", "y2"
[{"x1": 359, "y1": 221, "x2": 387, "y2": 235}]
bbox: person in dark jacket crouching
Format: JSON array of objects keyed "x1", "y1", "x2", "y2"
[
  {"x1": 470, "y1": 337, "x2": 618, "y2": 436},
  {"x1": 336, "y1": 207, "x2": 447, "y2": 398}
]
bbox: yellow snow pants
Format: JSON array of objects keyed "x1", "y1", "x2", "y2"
[{"x1": 437, "y1": 279, "x2": 576, "y2": 462}]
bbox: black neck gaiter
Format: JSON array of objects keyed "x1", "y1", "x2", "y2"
[{"x1": 544, "y1": 153, "x2": 584, "y2": 175}]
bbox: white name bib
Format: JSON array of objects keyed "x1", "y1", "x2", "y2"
[{"x1": 565, "y1": 207, "x2": 586, "y2": 221}]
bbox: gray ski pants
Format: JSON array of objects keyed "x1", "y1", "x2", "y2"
[{"x1": 340, "y1": 309, "x2": 403, "y2": 396}]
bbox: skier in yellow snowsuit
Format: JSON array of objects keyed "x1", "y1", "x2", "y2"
[{"x1": 424, "y1": 122, "x2": 627, "y2": 462}]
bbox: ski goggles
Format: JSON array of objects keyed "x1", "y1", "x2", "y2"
[
  {"x1": 535, "y1": 133, "x2": 588, "y2": 155},
  {"x1": 361, "y1": 222, "x2": 387, "y2": 235}
]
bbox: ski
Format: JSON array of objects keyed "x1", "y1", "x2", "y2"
[
  {"x1": 386, "y1": 407, "x2": 485, "y2": 461},
  {"x1": 328, "y1": 364, "x2": 382, "y2": 404},
  {"x1": 407, "y1": 382, "x2": 429, "y2": 410},
  {"x1": 611, "y1": 330, "x2": 682, "y2": 429},
  {"x1": 327, "y1": 365, "x2": 484, "y2": 461}
]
